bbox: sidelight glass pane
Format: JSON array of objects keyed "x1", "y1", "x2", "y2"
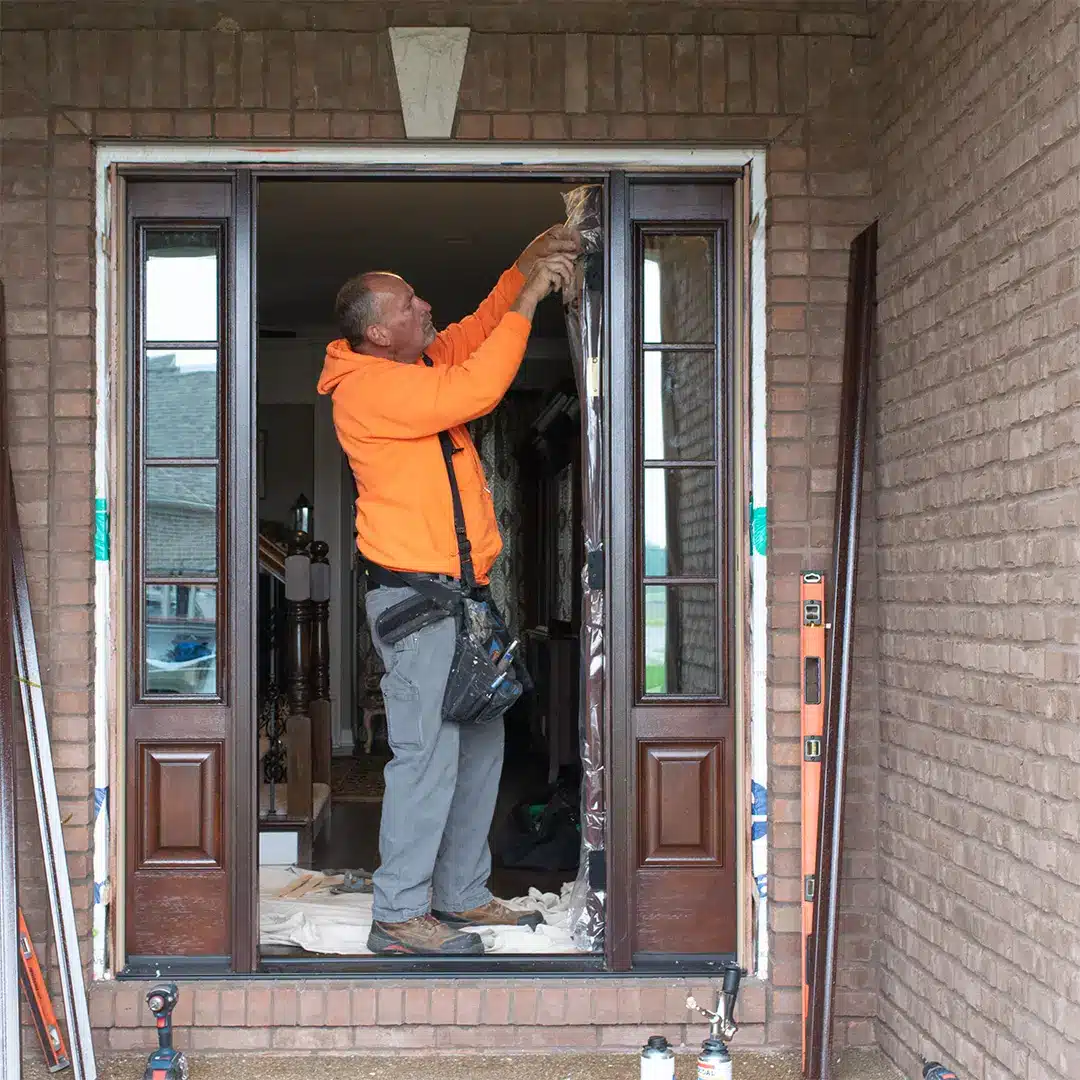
[
  {"x1": 644, "y1": 584, "x2": 718, "y2": 696},
  {"x1": 642, "y1": 234, "x2": 715, "y2": 344},
  {"x1": 643, "y1": 467, "x2": 717, "y2": 577},
  {"x1": 144, "y1": 584, "x2": 217, "y2": 695},
  {"x1": 145, "y1": 230, "x2": 219, "y2": 342},
  {"x1": 145, "y1": 466, "x2": 218, "y2": 576},
  {"x1": 146, "y1": 349, "x2": 218, "y2": 459},
  {"x1": 643, "y1": 350, "x2": 716, "y2": 461}
]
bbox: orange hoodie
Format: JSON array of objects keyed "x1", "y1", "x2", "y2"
[{"x1": 317, "y1": 265, "x2": 530, "y2": 584}]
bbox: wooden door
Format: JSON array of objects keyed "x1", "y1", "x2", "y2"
[
  {"x1": 610, "y1": 179, "x2": 738, "y2": 964},
  {"x1": 123, "y1": 178, "x2": 256, "y2": 969}
]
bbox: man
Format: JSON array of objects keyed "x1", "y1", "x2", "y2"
[{"x1": 317, "y1": 227, "x2": 579, "y2": 955}]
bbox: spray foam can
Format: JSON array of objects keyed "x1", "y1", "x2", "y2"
[
  {"x1": 696, "y1": 1036, "x2": 732, "y2": 1080},
  {"x1": 639, "y1": 1034, "x2": 675, "y2": 1080}
]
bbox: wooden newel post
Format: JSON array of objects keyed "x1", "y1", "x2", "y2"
[
  {"x1": 284, "y1": 537, "x2": 312, "y2": 819},
  {"x1": 309, "y1": 541, "x2": 331, "y2": 701},
  {"x1": 309, "y1": 541, "x2": 332, "y2": 791}
]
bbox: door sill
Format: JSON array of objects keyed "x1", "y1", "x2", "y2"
[{"x1": 258, "y1": 953, "x2": 606, "y2": 976}]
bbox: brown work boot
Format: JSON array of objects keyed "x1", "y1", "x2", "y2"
[
  {"x1": 433, "y1": 898, "x2": 545, "y2": 930},
  {"x1": 367, "y1": 914, "x2": 484, "y2": 955}
]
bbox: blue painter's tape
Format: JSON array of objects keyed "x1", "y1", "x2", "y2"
[
  {"x1": 94, "y1": 498, "x2": 109, "y2": 562},
  {"x1": 751, "y1": 504, "x2": 767, "y2": 555},
  {"x1": 94, "y1": 786, "x2": 108, "y2": 817}
]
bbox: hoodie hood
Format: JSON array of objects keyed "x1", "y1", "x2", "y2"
[{"x1": 317, "y1": 338, "x2": 376, "y2": 395}]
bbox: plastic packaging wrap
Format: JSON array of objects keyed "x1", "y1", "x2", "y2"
[{"x1": 562, "y1": 185, "x2": 606, "y2": 950}]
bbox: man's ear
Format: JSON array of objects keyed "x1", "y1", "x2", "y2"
[{"x1": 367, "y1": 324, "x2": 390, "y2": 348}]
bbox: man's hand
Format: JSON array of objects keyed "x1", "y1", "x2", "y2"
[
  {"x1": 510, "y1": 253, "x2": 576, "y2": 321},
  {"x1": 516, "y1": 225, "x2": 581, "y2": 278}
]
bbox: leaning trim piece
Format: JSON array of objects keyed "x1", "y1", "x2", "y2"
[
  {"x1": 804, "y1": 222, "x2": 877, "y2": 1080},
  {"x1": 10, "y1": 484, "x2": 98, "y2": 1080},
  {"x1": 0, "y1": 285, "x2": 22, "y2": 1078}
]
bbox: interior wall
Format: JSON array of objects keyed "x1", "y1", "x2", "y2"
[{"x1": 872, "y1": 2, "x2": 1080, "y2": 1077}]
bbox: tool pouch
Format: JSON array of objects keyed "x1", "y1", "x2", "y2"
[
  {"x1": 374, "y1": 591, "x2": 450, "y2": 646},
  {"x1": 442, "y1": 595, "x2": 523, "y2": 726}
]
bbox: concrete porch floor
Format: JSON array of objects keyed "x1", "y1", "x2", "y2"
[{"x1": 23, "y1": 1049, "x2": 906, "y2": 1079}]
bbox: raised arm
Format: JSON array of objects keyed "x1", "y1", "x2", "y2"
[
  {"x1": 345, "y1": 254, "x2": 575, "y2": 438},
  {"x1": 430, "y1": 225, "x2": 581, "y2": 367}
]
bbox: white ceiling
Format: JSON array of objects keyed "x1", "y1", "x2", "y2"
[{"x1": 256, "y1": 179, "x2": 578, "y2": 338}]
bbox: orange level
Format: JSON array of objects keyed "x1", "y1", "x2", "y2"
[
  {"x1": 799, "y1": 572, "x2": 825, "y2": 1073},
  {"x1": 18, "y1": 909, "x2": 70, "y2": 1072}
]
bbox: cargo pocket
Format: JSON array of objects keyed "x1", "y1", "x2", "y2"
[{"x1": 379, "y1": 636, "x2": 423, "y2": 750}]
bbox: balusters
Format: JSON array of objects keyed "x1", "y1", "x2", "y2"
[
  {"x1": 284, "y1": 535, "x2": 312, "y2": 819},
  {"x1": 309, "y1": 541, "x2": 332, "y2": 791},
  {"x1": 309, "y1": 541, "x2": 331, "y2": 702}
]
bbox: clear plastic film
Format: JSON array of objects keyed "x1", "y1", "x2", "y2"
[{"x1": 562, "y1": 184, "x2": 606, "y2": 950}]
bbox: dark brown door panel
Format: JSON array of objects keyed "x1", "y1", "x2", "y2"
[
  {"x1": 129, "y1": 870, "x2": 229, "y2": 956},
  {"x1": 136, "y1": 742, "x2": 223, "y2": 868},
  {"x1": 634, "y1": 868, "x2": 737, "y2": 954},
  {"x1": 638, "y1": 738, "x2": 725, "y2": 865}
]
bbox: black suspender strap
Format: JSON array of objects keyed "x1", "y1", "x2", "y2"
[{"x1": 423, "y1": 354, "x2": 478, "y2": 591}]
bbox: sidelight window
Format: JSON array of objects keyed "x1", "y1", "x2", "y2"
[
  {"x1": 136, "y1": 228, "x2": 225, "y2": 698},
  {"x1": 638, "y1": 230, "x2": 727, "y2": 699}
]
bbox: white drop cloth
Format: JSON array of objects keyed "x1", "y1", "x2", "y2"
[{"x1": 260, "y1": 867, "x2": 584, "y2": 955}]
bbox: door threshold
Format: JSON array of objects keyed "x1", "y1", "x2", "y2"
[{"x1": 258, "y1": 954, "x2": 606, "y2": 976}]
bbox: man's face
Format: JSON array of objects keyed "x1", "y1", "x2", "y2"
[{"x1": 366, "y1": 274, "x2": 436, "y2": 356}]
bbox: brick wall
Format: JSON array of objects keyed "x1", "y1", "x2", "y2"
[
  {"x1": 0, "y1": 0, "x2": 878, "y2": 1052},
  {"x1": 872, "y1": 1, "x2": 1080, "y2": 1077}
]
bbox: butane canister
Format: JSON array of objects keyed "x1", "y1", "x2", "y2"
[
  {"x1": 639, "y1": 1034, "x2": 676, "y2": 1080},
  {"x1": 696, "y1": 1036, "x2": 732, "y2": 1080}
]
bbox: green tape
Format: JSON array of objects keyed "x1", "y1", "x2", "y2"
[
  {"x1": 751, "y1": 504, "x2": 767, "y2": 556},
  {"x1": 94, "y1": 498, "x2": 109, "y2": 561}
]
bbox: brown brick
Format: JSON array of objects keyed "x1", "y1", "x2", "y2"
[
  {"x1": 253, "y1": 112, "x2": 292, "y2": 138},
  {"x1": 376, "y1": 987, "x2": 403, "y2": 1025},
  {"x1": 370, "y1": 113, "x2": 404, "y2": 139},
  {"x1": 531, "y1": 113, "x2": 567, "y2": 140},
  {"x1": 213, "y1": 111, "x2": 252, "y2": 138},
  {"x1": 455, "y1": 987, "x2": 481, "y2": 1026}
]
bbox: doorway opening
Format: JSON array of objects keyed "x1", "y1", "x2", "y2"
[{"x1": 252, "y1": 178, "x2": 595, "y2": 960}]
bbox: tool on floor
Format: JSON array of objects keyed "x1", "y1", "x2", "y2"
[
  {"x1": 687, "y1": 960, "x2": 744, "y2": 1079},
  {"x1": 800, "y1": 570, "x2": 826, "y2": 1072},
  {"x1": 142, "y1": 983, "x2": 188, "y2": 1080},
  {"x1": 922, "y1": 1061, "x2": 958, "y2": 1080},
  {"x1": 639, "y1": 1034, "x2": 675, "y2": 1079},
  {"x1": 18, "y1": 909, "x2": 71, "y2": 1072},
  {"x1": 10, "y1": 478, "x2": 98, "y2": 1080},
  {"x1": 329, "y1": 868, "x2": 374, "y2": 894}
]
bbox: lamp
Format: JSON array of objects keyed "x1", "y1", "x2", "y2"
[{"x1": 290, "y1": 493, "x2": 312, "y2": 539}]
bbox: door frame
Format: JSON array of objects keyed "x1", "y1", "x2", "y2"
[{"x1": 94, "y1": 144, "x2": 769, "y2": 978}]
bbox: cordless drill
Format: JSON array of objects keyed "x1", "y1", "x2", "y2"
[
  {"x1": 142, "y1": 983, "x2": 188, "y2": 1080},
  {"x1": 923, "y1": 1060, "x2": 958, "y2": 1080}
]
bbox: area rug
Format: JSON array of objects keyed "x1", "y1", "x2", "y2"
[
  {"x1": 330, "y1": 754, "x2": 388, "y2": 803},
  {"x1": 259, "y1": 867, "x2": 584, "y2": 955}
]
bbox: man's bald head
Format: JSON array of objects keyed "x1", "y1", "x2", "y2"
[
  {"x1": 335, "y1": 272, "x2": 399, "y2": 351},
  {"x1": 334, "y1": 271, "x2": 436, "y2": 360}
]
